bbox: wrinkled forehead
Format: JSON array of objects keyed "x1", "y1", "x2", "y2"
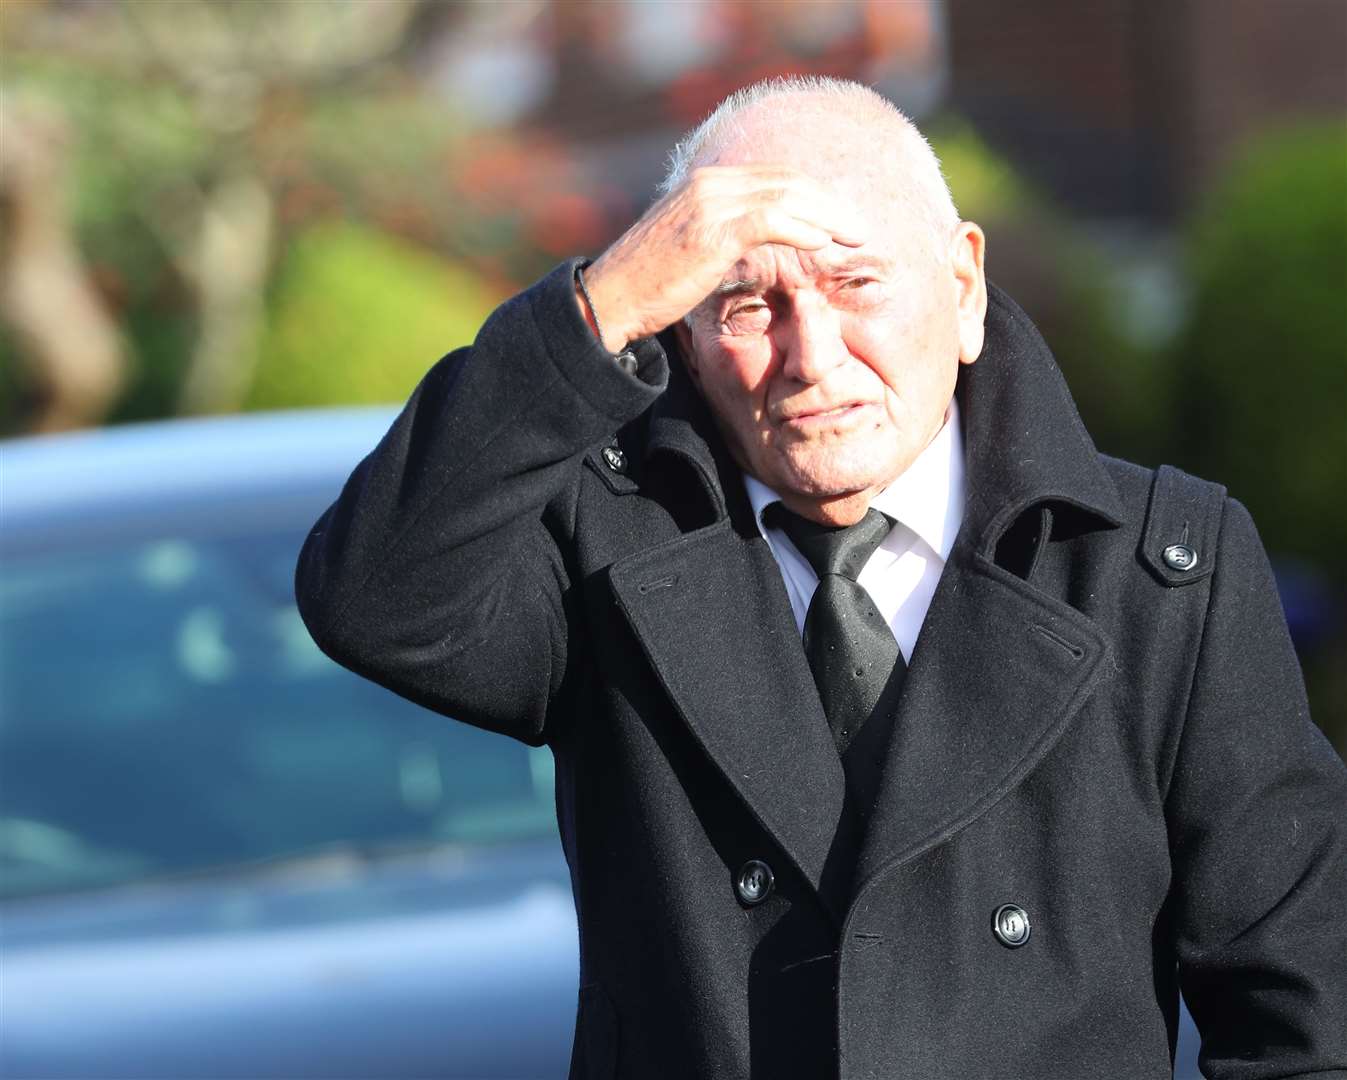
[{"x1": 717, "y1": 245, "x2": 895, "y2": 297}]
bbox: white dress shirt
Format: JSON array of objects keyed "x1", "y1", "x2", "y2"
[{"x1": 743, "y1": 399, "x2": 965, "y2": 663}]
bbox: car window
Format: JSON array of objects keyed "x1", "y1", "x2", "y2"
[{"x1": 0, "y1": 527, "x2": 557, "y2": 900}]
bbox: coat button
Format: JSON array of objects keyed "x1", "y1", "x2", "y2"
[
  {"x1": 992, "y1": 904, "x2": 1031, "y2": 947},
  {"x1": 735, "y1": 860, "x2": 774, "y2": 905},
  {"x1": 601, "y1": 446, "x2": 627, "y2": 474},
  {"x1": 1162, "y1": 543, "x2": 1197, "y2": 572}
]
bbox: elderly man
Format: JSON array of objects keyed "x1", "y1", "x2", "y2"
[{"x1": 296, "y1": 78, "x2": 1347, "y2": 1079}]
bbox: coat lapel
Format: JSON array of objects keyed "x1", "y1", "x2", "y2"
[
  {"x1": 850, "y1": 541, "x2": 1113, "y2": 894},
  {"x1": 609, "y1": 521, "x2": 850, "y2": 922}
]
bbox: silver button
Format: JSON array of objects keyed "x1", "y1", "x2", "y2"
[
  {"x1": 601, "y1": 446, "x2": 626, "y2": 474},
  {"x1": 992, "y1": 904, "x2": 1031, "y2": 948},
  {"x1": 735, "y1": 860, "x2": 774, "y2": 906},
  {"x1": 1162, "y1": 543, "x2": 1197, "y2": 572}
]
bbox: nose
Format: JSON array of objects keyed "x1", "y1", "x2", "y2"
[{"x1": 776, "y1": 298, "x2": 847, "y2": 384}]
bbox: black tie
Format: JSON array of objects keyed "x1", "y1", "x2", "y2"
[{"x1": 765, "y1": 505, "x2": 907, "y2": 769}]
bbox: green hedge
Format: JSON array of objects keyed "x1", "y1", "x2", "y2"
[
  {"x1": 245, "y1": 221, "x2": 502, "y2": 410},
  {"x1": 1172, "y1": 123, "x2": 1347, "y2": 581}
]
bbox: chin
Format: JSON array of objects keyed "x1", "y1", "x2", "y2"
[{"x1": 770, "y1": 452, "x2": 895, "y2": 501}]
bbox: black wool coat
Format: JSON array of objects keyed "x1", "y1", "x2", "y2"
[{"x1": 296, "y1": 261, "x2": 1347, "y2": 1080}]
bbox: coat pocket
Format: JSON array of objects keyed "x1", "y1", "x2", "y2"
[{"x1": 568, "y1": 982, "x2": 618, "y2": 1080}]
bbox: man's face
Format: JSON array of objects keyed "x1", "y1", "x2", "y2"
[{"x1": 678, "y1": 168, "x2": 986, "y2": 525}]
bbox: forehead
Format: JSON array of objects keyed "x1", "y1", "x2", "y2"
[{"x1": 717, "y1": 246, "x2": 896, "y2": 296}]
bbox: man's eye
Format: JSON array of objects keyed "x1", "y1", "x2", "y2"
[
  {"x1": 724, "y1": 302, "x2": 771, "y2": 333},
  {"x1": 841, "y1": 277, "x2": 874, "y2": 290}
]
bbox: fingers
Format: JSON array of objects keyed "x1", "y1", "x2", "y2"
[
  {"x1": 747, "y1": 193, "x2": 867, "y2": 249},
  {"x1": 737, "y1": 207, "x2": 833, "y2": 252},
  {"x1": 688, "y1": 166, "x2": 868, "y2": 249}
]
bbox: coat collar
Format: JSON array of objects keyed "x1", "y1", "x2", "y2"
[
  {"x1": 957, "y1": 284, "x2": 1125, "y2": 554},
  {"x1": 642, "y1": 335, "x2": 737, "y2": 529},
  {"x1": 613, "y1": 283, "x2": 1124, "y2": 920}
]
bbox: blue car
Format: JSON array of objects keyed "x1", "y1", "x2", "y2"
[
  {"x1": 0, "y1": 409, "x2": 1205, "y2": 1078},
  {"x1": 1, "y1": 410, "x2": 577, "y2": 1079}
]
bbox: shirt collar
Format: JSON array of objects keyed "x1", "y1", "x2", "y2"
[
  {"x1": 870, "y1": 398, "x2": 964, "y2": 561},
  {"x1": 742, "y1": 398, "x2": 965, "y2": 562}
]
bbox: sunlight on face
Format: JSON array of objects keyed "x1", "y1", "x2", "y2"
[
  {"x1": 682, "y1": 205, "x2": 978, "y2": 523},
  {"x1": 675, "y1": 98, "x2": 986, "y2": 524}
]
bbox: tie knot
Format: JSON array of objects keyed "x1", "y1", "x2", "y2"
[{"x1": 765, "y1": 504, "x2": 892, "y2": 581}]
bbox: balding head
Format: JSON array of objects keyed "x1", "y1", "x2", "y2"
[{"x1": 659, "y1": 76, "x2": 958, "y2": 255}]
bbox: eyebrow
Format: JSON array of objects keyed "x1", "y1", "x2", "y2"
[
  {"x1": 713, "y1": 279, "x2": 761, "y2": 297},
  {"x1": 712, "y1": 254, "x2": 892, "y2": 298}
]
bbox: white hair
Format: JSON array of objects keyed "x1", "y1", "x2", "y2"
[{"x1": 657, "y1": 75, "x2": 959, "y2": 240}]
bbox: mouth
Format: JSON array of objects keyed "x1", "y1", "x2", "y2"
[{"x1": 778, "y1": 401, "x2": 873, "y2": 428}]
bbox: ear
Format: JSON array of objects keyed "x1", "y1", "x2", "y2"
[
  {"x1": 950, "y1": 221, "x2": 987, "y2": 366},
  {"x1": 673, "y1": 318, "x2": 703, "y2": 388}
]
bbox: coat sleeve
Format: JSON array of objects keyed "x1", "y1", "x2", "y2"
[
  {"x1": 1166, "y1": 496, "x2": 1347, "y2": 1078},
  {"x1": 294, "y1": 260, "x2": 667, "y2": 745}
]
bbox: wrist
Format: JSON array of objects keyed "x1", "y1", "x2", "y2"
[
  {"x1": 575, "y1": 262, "x2": 630, "y2": 354},
  {"x1": 574, "y1": 279, "x2": 602, "y2": 339}
]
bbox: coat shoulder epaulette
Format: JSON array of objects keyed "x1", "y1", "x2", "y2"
[{"x1": 1139, "y1": 464, "x2": 1227, "y2": 587}]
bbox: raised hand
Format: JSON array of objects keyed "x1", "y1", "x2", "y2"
[{"x1": 578, "y1": 166, "x2": 868, "y2": 352}]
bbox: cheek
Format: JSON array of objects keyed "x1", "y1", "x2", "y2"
[
  {"x1": 840, "y1": 321, "x2": 907, "y2": 396},
  {"x1": 697, "y1": 338, "x2": 774, "y2": 415},
  {"x1": 845, "y1": 309, "x2": 957, "y2": 405}
]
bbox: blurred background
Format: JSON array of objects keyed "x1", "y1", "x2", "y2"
[
  {"x1": 1, "y1": 1, "x2": 1343, "y2": 1076},
  {"x1": 4, "y1": 0, "x2": 1343, "y2": 748}
]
